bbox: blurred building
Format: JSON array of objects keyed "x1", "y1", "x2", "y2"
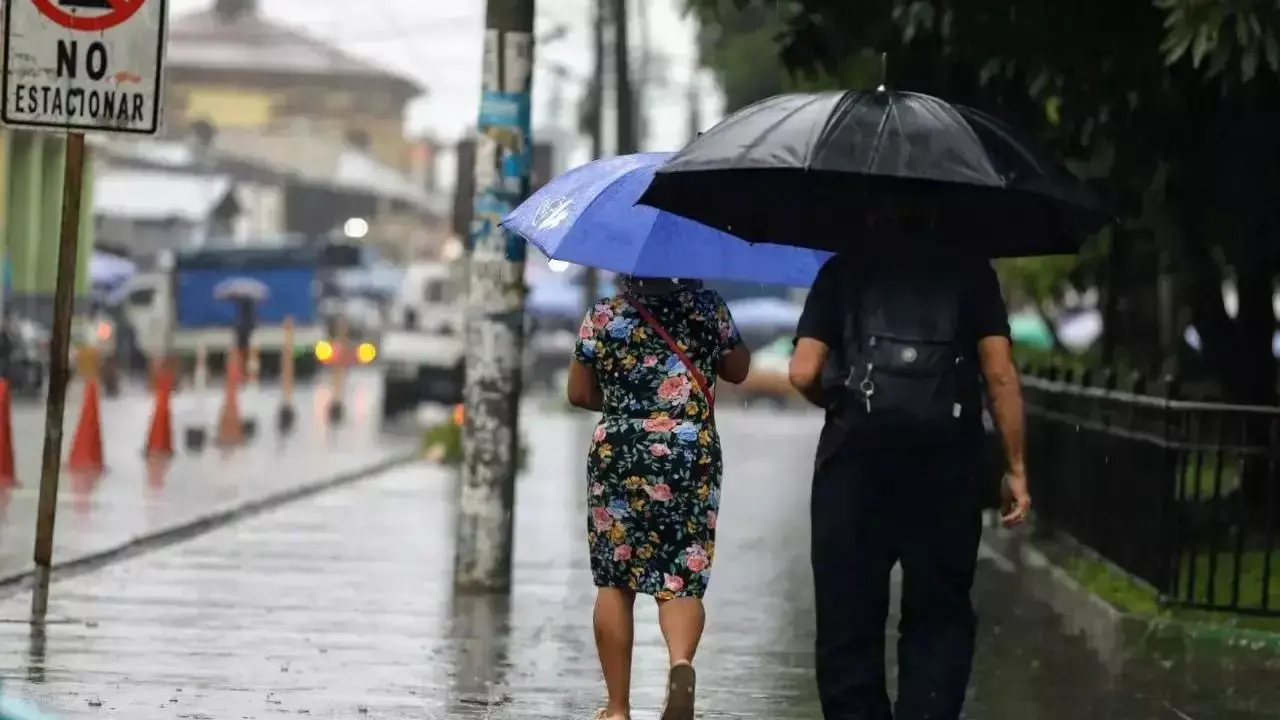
[
  {"x1": 0, "y1": 131, "x2": 97, "y2": 324},
  {"x1": 93, "y1": 169, "x2": 240, "y2": 260},
  {"x1": 89, "y1": 0, "x2": 452, "y2": 263},
  {"x1": 163, "y1": 0, "x2": 419, "y2": 173}
]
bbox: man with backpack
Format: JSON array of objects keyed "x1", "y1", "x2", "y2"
[{"x1": 788, "y1": 203, "x2": 1030, "y2": 720}]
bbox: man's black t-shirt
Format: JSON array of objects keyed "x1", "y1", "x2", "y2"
[
  {"x1": 796, "y1": 255, "x2": 1010, "y2": 354},
  {"x1": 795, "y1": 254, "x2": 1010, "y2": 437}
]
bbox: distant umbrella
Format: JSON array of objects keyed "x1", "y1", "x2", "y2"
[
  {"x1": 1055, "y1": 309, "x2": 1102, "y2": 352},
  {"x1": 213, "y1": 277, "x2": 270, "y2": 302}
]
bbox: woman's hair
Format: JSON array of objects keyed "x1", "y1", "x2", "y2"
[{"x1": 616, "y1": 274, "x2": 702, "y2": 296}]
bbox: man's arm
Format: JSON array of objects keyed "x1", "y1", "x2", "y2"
[
  {"x1": 970, "y1": 260, "x2": 1030, "y2": 525},
  {"x1": 789, "y1": 258, "x2": 844, "y2": 407},
  {"x1": 790, "y1": 339, "x2": 830, "y2": 407},
  {"x1": 978, "y1": 336, "x2": 1024, "y2": 476}
]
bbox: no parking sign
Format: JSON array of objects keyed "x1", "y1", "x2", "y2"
[{"x1": 1, "y1": 0, "x2": 168, "y2": 134}]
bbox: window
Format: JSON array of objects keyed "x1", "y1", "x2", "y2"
[
  {"x1": 128, "y1": 287, "x2": 156, "y2": 307},
  {"x1": 424, "y1": 280, "x2": 446, "y2": 304}
]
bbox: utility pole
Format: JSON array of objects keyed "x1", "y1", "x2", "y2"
[
  {"x1": 582, "y1": 0, "x2": 606, "y2": 310},
  {"x1": 455, "y1": 0, "x2": 535, "y2": 592},
  {"x1": 614, "y1": 0, "x2": 636, "y2": 156},
  {"x1": 686, "y1": 71, "x2": 702, "y2": 142}
]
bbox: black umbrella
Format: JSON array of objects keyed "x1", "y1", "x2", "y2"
[{"x1": 638, "y1": 90, "x2": 1111, "y2": 258}]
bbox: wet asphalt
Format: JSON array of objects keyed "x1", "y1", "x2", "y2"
[{"x1": 0, "y1": 401, "x2": 1275, "y2": 718}]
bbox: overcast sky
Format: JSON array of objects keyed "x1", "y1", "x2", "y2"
[{"x1": 168, "y1": 0, "x2": 723, "y2": 170}]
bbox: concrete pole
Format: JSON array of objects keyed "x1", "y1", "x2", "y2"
[
  {"x1": 613, "y1": 0, "x2": 636, "y2": 157},
  {"x1": 455, "y1": 0, "x2": 535, "y2": 592},
  {"x1": 582, "y1": 0, "x2": 605, "y2": 311}
]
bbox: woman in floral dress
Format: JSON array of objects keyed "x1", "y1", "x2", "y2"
[{"x1": 567, "y1": 276, "x2": 750, "y2": 720}]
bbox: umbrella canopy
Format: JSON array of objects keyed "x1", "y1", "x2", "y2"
[
  {"x1": 213, "y1": 277, "x2": 270, "y2": 302},
  {"x1": 639, "y1": 90, "x2": 1109, "y2": 258},
  {"x1": 89, "y1": 251, "x2": 136, "y2": 288},
  {"x1": 502, "y1": 152, "x2": 832, "y2": 287},
  {"x1": 1008, "y1": 311, "x2": 1055, "y2": 350}
]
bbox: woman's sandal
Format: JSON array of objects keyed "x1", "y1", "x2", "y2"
[
  {"x1": 595, "y1": 709, "x2": 629, "y2": 720},
  {"x1": 660, "y1": 661, "x2": 696, "y2": 720}
]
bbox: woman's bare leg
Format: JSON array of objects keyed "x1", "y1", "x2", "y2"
[
  {"x1": 594, "y1": 587, "x2": 637, "y2": 718},
  {"x1": 656, "y1": 597, "x2": 705, "y2": 665}
]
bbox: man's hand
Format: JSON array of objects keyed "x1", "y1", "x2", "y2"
[{"x1": 1000, "y1": 469, "x2": 1031, "y2": 527}]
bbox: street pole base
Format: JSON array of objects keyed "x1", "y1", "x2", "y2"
[
  {"x1": 277, "y1": 404, "x2": 296, "y2": 432},
  {"x1": 30, "y1": 564, "x2": 51, "y2": 618},
  {"x1": 185, "y1": 426, "x2": 207, "y2": 452},
  {"x1": 327, "y1": 401, "x2": 344, "y2": 424}
]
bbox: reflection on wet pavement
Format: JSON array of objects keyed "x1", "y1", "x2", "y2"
[
  {"x1": 0, "y1": 405, "x2": 1274, "y2": 718},
  {"x1": 0, "y1": 369, "x2": 415, "y2": 582}
]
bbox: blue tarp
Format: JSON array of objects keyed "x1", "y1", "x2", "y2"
[{"x1": 176, "y1": 267, "x2": 316, "y2": 328}]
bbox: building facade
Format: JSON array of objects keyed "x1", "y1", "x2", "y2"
[
  {"x1": 162, "y1": 0, "x2": 422, "y2": 173},
  {"x1": 0, "y1": 130, "x2": 96, "y2": 321}
]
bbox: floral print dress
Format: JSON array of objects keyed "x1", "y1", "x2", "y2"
[{"x1": 574, "y1": 288, "x2": 742, "y2": 599}]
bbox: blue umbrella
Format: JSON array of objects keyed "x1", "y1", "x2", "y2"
[{"x1": 501, "y1": 152, "x2": 832, "y2": 287}]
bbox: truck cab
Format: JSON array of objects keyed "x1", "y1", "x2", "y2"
[{"x1": 379, "y1": 261, "x2": 465, "y2": 417}]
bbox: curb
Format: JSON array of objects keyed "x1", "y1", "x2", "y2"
[
  {"x1": 981, "y1": 523, "x2": 1280, "y2": 671},
  {"x1": 0, "y1": 451, "x2": 421, "y2": 596}
]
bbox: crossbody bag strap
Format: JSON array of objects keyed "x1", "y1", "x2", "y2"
[{"x1": 627, "y1": 296, "x2": 714, "y2": 411}]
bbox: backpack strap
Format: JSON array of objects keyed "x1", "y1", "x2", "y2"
[{"x1": 627, "y1": 295, "x2": 714, "y2": 411}]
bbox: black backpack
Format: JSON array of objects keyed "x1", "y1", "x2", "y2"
[{"x1": 823, "y1": 256, "x2": 974, "y2": 431}]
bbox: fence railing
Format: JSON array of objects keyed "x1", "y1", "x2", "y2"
[{"x1": 1020, "y1": 365, "x2": 1280, "y2": 616}]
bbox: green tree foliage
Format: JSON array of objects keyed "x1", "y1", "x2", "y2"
[{"x1": 686, "y1": 0, "x2": 1280, "y2": 407}]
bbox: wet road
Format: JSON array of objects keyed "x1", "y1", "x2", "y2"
[
  {"x1": 0, "y1": 405, "x2": 1274, "y2": 718},
  {"x1": 0, "y1": 369, "x2": 416, "y2": 582}
]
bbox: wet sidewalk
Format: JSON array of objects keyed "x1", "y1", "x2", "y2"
[
  {"x1": 0, "y1": 406, "x2": 1273, "y2": 718},
  {"x1": 0, "y1": 369, "x2": 416, "y2": 583}
]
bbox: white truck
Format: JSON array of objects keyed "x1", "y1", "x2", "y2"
[{"x1": 379, "y1": 261, "x2": 465, "y2": 417}]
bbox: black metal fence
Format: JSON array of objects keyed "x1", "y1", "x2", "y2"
[{"x1": 1021, "y1": 365, "x2": 1280, "y2": 616}]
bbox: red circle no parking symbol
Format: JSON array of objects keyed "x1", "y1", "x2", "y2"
[{"x1": 29, "y1": 0, "x2": 147, "y2": 32}]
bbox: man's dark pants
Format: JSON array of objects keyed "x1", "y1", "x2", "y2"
[{"x1": 811, "y1": 417, "x2": 983, "y2": 720}]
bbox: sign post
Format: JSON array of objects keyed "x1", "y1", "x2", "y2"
[{"x1": 2, "y1": 0, "x2": 168, "y2": 618}]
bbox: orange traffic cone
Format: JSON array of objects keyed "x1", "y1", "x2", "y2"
[
  {"x1": 215, "y1": 349, "x2": 244, "y2": 447},
  {"x1": 144, "y1": 360, "x2": 175, "y2": 459},
  {"x1": 0, "y1": 379, "x2": 14, "y2": 488},
  {"x1": 67, "y1": 377, "x2": 105, "y2": 475}
]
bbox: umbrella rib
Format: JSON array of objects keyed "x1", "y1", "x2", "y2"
[
  {"x1": 736, "y1": 93, "x2": 833, "y2": 168},
  {"x1": 809, "y1": 91, "x2": 866, "y2": 170},
  {"x1": 863, "y1": 95, "x2": 896, "y2": 173}
]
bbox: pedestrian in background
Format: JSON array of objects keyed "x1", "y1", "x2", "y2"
[
  {"x1": 566, "y1": 274, "x2": 751, "y2": 720},
  {"x1": 788, "y1": 198, "x2": 1030, "y2": 720}
]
